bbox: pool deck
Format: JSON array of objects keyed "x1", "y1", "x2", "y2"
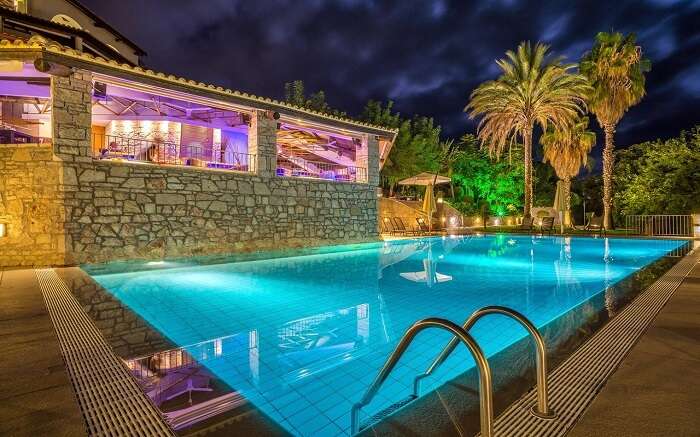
[
  {"x1": 567, "y1": 259, "x2": 700, "y2": 436},
  {"x1": 0, "y1": 245, "x2": 698, "y2": 436},
  {"x1": 0, "y1": 268, "x2": 85, "y2": 437}
]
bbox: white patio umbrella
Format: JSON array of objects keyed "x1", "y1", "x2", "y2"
[{"x1": 398, "y1": 173, "x2": 451, "y2": 231}]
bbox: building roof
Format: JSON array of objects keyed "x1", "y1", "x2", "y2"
[
  {"x1": 0, "y1": 36, "x2": 399, "y2": 139},
  {"x1": 63, "y1": 0, "x2": 146, "y2": 56},
  {"x1": 0, "y1": 6, "x2": 139, "y2": 65}
]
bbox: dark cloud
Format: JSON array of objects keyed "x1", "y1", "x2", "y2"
[{"x1": 83, "y1": 0, "x2": 700, "y2": 149}]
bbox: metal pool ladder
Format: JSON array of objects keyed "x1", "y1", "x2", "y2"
[{"x1": 350, "y1": 306, "x2": 556, "y2": 436}]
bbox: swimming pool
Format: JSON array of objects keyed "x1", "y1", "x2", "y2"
[{"x1": 87, "y1": 235, "x2": 687, "y2": 436}]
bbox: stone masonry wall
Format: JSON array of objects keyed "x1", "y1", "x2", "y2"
[
  {"x1": 47, "y1": 70, "x2": 379, "y2": 266},
  {"x1": 0, "y1": 143, "x2": 66, "y2": 266}
]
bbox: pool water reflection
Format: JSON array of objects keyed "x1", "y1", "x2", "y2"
[{"x1": 86, "y1": 235, "x2": 687, "y2": 436}]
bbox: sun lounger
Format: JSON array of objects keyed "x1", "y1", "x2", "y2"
[
  {"x1": 518, "y1": 217, "x2": 534, "y2": 231},
  {"x1": 540, "y1": 216, "x2": 555, "y2": 235},
  {"x1": 381, "y1": 218, "x2": 395, "y2": 235},
  {"x1": 391, "y1": 217, "x2": 419, "y2": 236},
  {"x1": 580, "y1": 214, "x2": 606, "y2": 235},
  {"x1": 415, "y1": 217, "x2": 443, "y2": 235}
]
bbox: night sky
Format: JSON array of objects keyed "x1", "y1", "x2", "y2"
[{"x1": 83, "y1": 0, "x2": 700, "y2": 149}]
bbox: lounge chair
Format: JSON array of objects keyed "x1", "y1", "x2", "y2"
[
  {"x1": 415, "y1": 217, "x2": 441, "y2": 235},
  {"x1": 578, "y1": 214, "x2": 606, "y2": 236},
  {"x1": 518, "y1": 217, "x2": 534, "y2": 232},
  {"x1": 381, "y1": 218, "x2": 395, "y2": 235},
  {"x1": 540, "y1": 216, "x2": 555, "y2": 235},
  {"x1": 391, "y1": 217, "x2": 419, "y2": 236}
]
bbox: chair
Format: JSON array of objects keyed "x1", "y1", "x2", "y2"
[
  {"x1": 416, "y1": 217, "x2": 445, "y2": 235},
  {"x1": 518, "y1": 217, "x2": 534, "y2": 231},
  {"x1": 584, "y1": 214, "x2": 607, "y2": 236},
  {"x1": 540, "y1": 216, "x2": 555, "y2": 235},
  {"x1": 391, "y1": 217, "x2": 419, "y2": 236},
  {"x1": 381, "y1": 218, "x2": 395, "y2": 235}
]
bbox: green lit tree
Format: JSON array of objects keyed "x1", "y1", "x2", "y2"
[
  {"x1": 450, "y1": 134, "x2": 524, "y2": 216},
  {"x1": 580, "y1": 32, "x2": 651, "y2": 228},
  {"x1": 466, "y1": 42, "x2": 590, "y2": 218}
]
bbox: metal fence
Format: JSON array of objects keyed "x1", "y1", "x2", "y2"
[
  {"x1": 92, "y1": 133, "x2": 256, "y2": 173},
  {"x1": 277, "y1": 155, "x2": 368, "y2": 183},
  {"x1": 625, "y1": 214, "x2": 693, "y2": 237}
]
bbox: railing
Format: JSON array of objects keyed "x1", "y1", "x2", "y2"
[
  {"x1": 92, "y1": 133, "x2": 256, "y2": 173},
  {"x1": 351, "y1": 307, "x2": 554, "y2": 436},
  {"x1": 625, "y1": 214, "x2": 693, "y2": 237},
  {"x1": 350, "y1": 317, "x2": 494, "y2": 436},
  {"x1": 414, "y1": 306, "x2": 556, "y2": 420},
  {"x1": 0, "y1": 127, "x2": 51, "y2": 145},
  {"x1": 277, "y1": 155, "x2": 368, "y2": 183}
]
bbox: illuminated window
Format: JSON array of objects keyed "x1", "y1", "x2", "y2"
[
  {"x1": 275, "y1": 121, "x2": 368, "y2": 183},
  {"x1": 90, "y1": 79, "x2": 253, "y2": 172},
  {"x1": 0, "y1": 62, "x2": 51, "y2": 145}
]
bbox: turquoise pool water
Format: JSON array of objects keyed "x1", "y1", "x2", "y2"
[{"x1": 88, "y1": 235, "x2": 686, "y2": 436}]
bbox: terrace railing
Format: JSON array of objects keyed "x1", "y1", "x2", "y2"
[
  {"x1": 92, "y1": 133, "x2": 256, "y2": 173},
  {"x1": 624, "y1": 214, "x2": 693, "y2": 237},
  {"x1": 277, "y1": 154, "x2": 368, "y2": 183}
]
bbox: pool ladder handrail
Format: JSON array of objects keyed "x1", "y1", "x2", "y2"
[
  {"x1": 350, "y1": 306, "x2": 555, "y2": 436},
  {"x1": 350, "y1": 317, "x2": 494, "y2": 437},
  {"x1": 414, "y1": 305, "x2": 557, "y2": 420}
]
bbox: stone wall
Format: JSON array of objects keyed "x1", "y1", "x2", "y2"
[
  {"x1": 0, "y1": 143, "x2": 66, "y2": 266},
  {"x1": 43, "y1": 69, "x2": 380, "y2": 266}
]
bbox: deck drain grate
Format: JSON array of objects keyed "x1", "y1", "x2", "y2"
[
  {"x1": 360, "y1": 395, "x2": 418, "y2": 431},
  {"x1": 483, "y1": 248, "x2": 698, "y2": 437},
  {"x1": 36, "y1": 268, "x2": 175, "y2": 437}
]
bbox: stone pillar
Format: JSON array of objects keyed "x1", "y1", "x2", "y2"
[
  {"x1": 50, "y1": 69, "x2": 93, "y2": 265},
  {"x1": 51, "y1": 70, "x2": 93, "y2": 162},
  {"x1": 366, "y1": 135, "x2": 381, "y2": 187},
  {"x1": 248, "y1": 110, "x2": 278, "y2": 179}
]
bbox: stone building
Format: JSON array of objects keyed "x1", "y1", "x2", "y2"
[{"x1": 0, "y1": 3, "x2": 396, "y2": 267}]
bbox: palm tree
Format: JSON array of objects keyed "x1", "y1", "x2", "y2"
[
  {"x1": 580, "y1": 32, "x2": 651, "y2": 229},
  {"x1": 466, "y1": 41, "x2": 590, "y2": 218},
  {"x1": 541, "y1": 116, "x2": 596, "y2": 225}
]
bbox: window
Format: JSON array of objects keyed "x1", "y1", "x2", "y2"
[
  {"x1": 90, "y1": 79, "x2": 254, "y2": 172},
  {"x1": 0, "y1": 61, "x2": 51, "y2": 144},
  {"x1": 276, "y1": 121, "x2": 368, "y2": 183}
]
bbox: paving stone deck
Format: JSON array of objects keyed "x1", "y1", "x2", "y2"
[
  {"x1": 568, "y1": 260, "x2": 700, "y2": 437},
  {"x1": 0, "y1": 269, "x2": 85, "y2": 436}
]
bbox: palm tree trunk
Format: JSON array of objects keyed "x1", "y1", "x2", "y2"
[
  {"x1": 523, "y1": 126, "x2": 533, "y2": 218},
  {"x1": 564, "y1": 176, "x2": 571, "y2": 227},
  {"x1": 602, "y1": 124, "x2": 615, "y2": 229}
]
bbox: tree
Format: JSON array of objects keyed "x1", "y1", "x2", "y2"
[
  {"x1": 283, "y1": 80, "x2": 347, "y2": 117},
  {"x1": 360, "y1": 100, "x2": 442, "y2": 194},
  {"x1": 615, "y1": 125, "x2": 700, "y2": 216},
  {"x1": 451, "y1": 134, "x2": 525, "y2": 216},
  {"x1": 541, "y1": 116, "x2": 596, "y2": 224},
  {"x1": 466, "y1": 41, "x2": 590, "y2": 218},
  {"x1": 580, "y1": 32, "x2": 651, "y2": 229}
]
